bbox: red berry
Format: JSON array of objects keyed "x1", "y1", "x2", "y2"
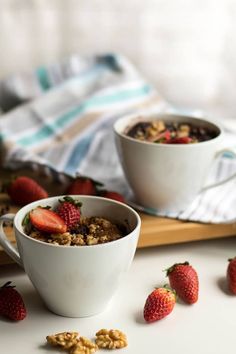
[
  {"x1": 30, "y1": 207, "x2": 67, "y2": 234},
  {"x1": 67, "y1": 177, "x2": 97, "y2": 195},
  {"x1": 166, "y1": 262, "x2": 199, "y2": 304},
  {"x1": 166, "y1": 137, "x2": 192, "y2": 144},
  {"x1": 100, "y1": 190, "x2": 125, "y2": 203},
  {"x1": 143, "y1": 287, "x2": 176, "y2": 323},
  {"x1": 0, "y1": 281, "x2": 26, "y2": 321},
  {"x1": 6, "y1": 176, "x2": 48, "y2": 205},
  {"x1": 227, "y1": 257, "x2": 236, "y2": 294},
  {"x1": 56, "y1": 197, "x2": 81, "y2": 230},
  {"x1": 164, "y1": 130, "x2": 171, "y2": 141}
]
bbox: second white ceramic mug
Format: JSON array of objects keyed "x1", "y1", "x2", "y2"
[{"x1": 114, "y1": 113, "x2": 236, "y2": 212}]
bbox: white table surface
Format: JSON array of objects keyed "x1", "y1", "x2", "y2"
[{"x1": 1, "y1": 236, "x2": 236, "y2": 354}]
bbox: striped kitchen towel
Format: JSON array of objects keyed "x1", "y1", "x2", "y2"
[{"x1": 0, "y1": 53, "x2": 235, "y2": 224}]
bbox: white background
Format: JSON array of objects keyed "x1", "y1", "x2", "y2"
[{"x1": 0, "y1": 0, "x2": 236, "y2": 119}]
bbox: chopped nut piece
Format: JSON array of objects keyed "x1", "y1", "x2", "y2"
[
  {"x1": 95, "y1": 329, "x2": 128, "y2": 349},
  {"x1": 177, "y1": 130, "x2": 189, "y2": 138},
  {"x1": 71, "y1": 235, "x2": 86, "y2": 246},
  {"x1": 152, "y1": 120, "x2": 165, "y2": 132},
  {"x1": 86, "y1": 235, "x2": 99, "y2": 245},
  {"x1": 70, "y1": 336, "x2": 98, "y2": 354},
  {"x1": 88, "y1": 223, "x2": 97, "y2": 233},
  {"x1": 147, "y1": 127, "x2": 158, "y2": 137},
  {"x1": 179, "y1": 124, "x2": 190, "y2": 132},
  {"x1": 30, "y1": 230, "x2": 48, "y2": 242},
  {"x1": 46, "y1": 331, "x2": 79, "y2": 349},
  {"x1": 50, "y1": 232, "x2": 72, "y2": 245}
]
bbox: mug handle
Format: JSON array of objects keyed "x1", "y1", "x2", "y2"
[
  {"x1": 202, "y1": 147, "x2": 236, "y2": 191},
  {"x1": 0, "y1": 214, "x2": 23, "y2": 267}
]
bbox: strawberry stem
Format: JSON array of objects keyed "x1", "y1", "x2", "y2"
[
  {"x1": 59, "y1": 196, "x2": 82, "y2": 208},
  {"x1": 165, "y1": 261, "x2": 190, "y2": 276},
  {"x1": 22, "y1": 213, "x2": 30, "y2": 226}
]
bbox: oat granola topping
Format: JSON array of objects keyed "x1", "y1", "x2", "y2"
[
  {"x1": 70, "y1": 336, "x2": 98, "y2": 354},
  {"x1": 27, "y1": 215, "x2": 125, "y2": 246},
  {"x1": 95, "y1": 329, "x2": 128, "y2": 349},
  {"x1": 46, "y1": 331, "x2": 79, "y2": 349}
]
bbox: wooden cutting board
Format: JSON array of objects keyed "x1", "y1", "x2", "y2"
[{"x1": 0, "y1": 168, "x2": 236, "y2": 265}]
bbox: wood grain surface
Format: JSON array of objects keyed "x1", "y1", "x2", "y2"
[{"x1": 0, "y1": 168, "x2": 235, "y2": 265}]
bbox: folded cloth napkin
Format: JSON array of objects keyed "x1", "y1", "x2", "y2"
[{"x1": 0, "y1": 53, "x2": 236, "y2": 224}]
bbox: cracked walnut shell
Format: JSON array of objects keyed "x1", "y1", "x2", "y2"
[
  {"x1": 70, "y1": 336, "x2": 98, "y2": 354},
  {"x1": 46, "y1": 331, "x2": 79, "y2": 349},
  {"x1": 95, "y1": 329, "x2": 128, "y2": 349}
]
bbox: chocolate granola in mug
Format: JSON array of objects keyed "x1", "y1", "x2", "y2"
[{"x1": 126, "y1": 119, "x2": 218, "y2": 144}]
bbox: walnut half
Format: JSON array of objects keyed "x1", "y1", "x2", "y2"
[
  {"x1": 95, "y1": 329, "x2": 128, "y2": 349},
  {"x1": 46, "y1": 331, "x2": 79, "y2": 349},
  {"x1": 70, "y1": 336, "x2": 98, "y2": 354}
]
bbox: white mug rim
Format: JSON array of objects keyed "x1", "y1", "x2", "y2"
[
  {"x1": 13, "y1": 195, "x2": 141, "y2": 250},
  {"x1": 114, "y1": 113, "x2": 223, "y2": 147}
]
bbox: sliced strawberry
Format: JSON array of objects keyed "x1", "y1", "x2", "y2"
[
  {"x1": 29, "y1": 207, "x2": 67, "y2": 234},
  {"x1": 148, "y1": 130, "x2": 171, "y2": 143}
]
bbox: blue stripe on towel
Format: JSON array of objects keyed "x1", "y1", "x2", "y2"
[
  {"x1": 223, "y1": 151, "x2": 236, "y2": 159},
  {"x1": 64, "y1": 134, "x2": 93, "y2": 174}
]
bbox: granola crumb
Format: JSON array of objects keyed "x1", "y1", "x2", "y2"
[{"x1": 26, "y1": 215, "x2": 126, "y2": 246}]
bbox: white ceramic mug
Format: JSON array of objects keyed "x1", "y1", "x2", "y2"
[
  {"x1": 0, "y1": 196, "x2": 141, "y2": 317},
  {"x1": 114, "y1": 113, "x2": 236, "y2": 212}
]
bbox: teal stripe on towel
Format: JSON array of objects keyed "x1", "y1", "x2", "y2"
[
  {"x1": 36, "y1": 66, "x2": 51, "y2": 91},
  {"x1": 17, "y1": 84, "x2": 153, "y2": 147},
  {"x1": 86, "y1": 84, "x2": 151, "y2": 106}
]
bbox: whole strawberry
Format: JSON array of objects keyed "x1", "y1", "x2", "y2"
[
  {"x1": 227, "y1": 257, "x2": 236, "y2": 294},
  {"x1": 0, "y1": 281, "x2": 27, "y2": 321},
  {"x1": 99, "y1": 190, "x2": 125, "y2": 203},
  {"x1": 56, "y1": 196, "x2": 82, "y2": 230},
  {"x1": 166, "y1": 261, "x2": 199, "y2": 304},
  {"x1": 66, "y1": 177, "x2": 100, "y2": 196},
  {"x1": 6, "y1": 176, "x2": 48, "y2": 205},
  {"x1": 143, "y1": 287, "x2": 176, "y2": 323}
]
